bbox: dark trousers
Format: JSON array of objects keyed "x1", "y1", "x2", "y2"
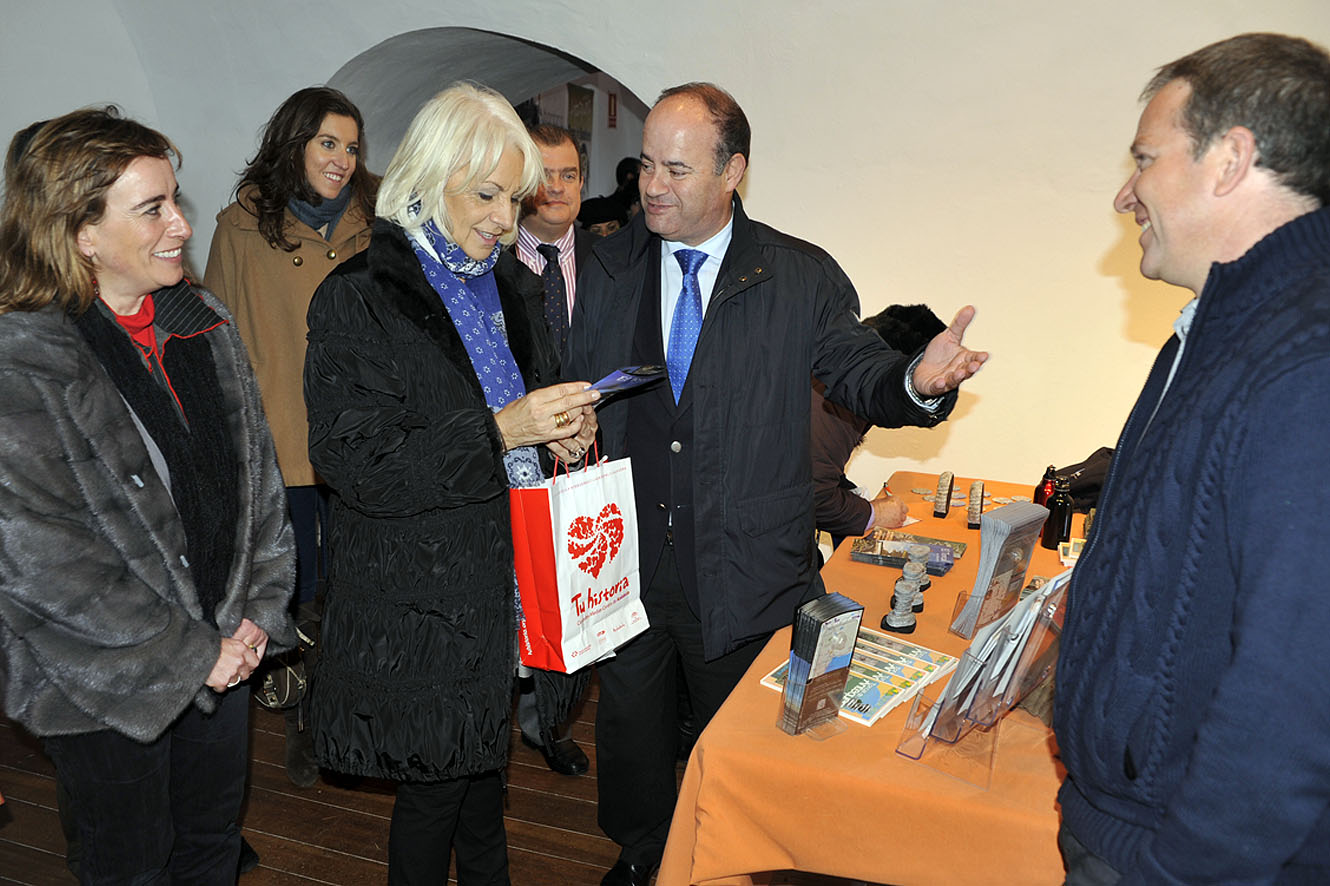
[
  {"x1": 43, "y1": 687, "x2": 249, "y2": 885},
  {"x1": 286, "y1": 484, "x2": 329, "y2": 606},
  {"x1": 1059, "y1": 823, "x2": 1122, "y2": 886},
  {"x1": 596, "y1": 544, "x2": 768, "y2": 866},
  {"x1": 388, "y1": 771, "x2": 509, "y2": 886}
]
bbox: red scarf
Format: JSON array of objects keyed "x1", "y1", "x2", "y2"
[{"x1": 108, "y1": 293, "x2": 160, "y2": 372}]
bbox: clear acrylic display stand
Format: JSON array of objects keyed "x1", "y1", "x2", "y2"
[
  {"x1": 896, "y1": 684, "x2": 1001, "y2": 789},
  {"x1": 778, "y1": 716, "x2": 849, "y2": 741},
  {"x1": 896, "y1": 573, "x2": 1070, "y2": 789}
]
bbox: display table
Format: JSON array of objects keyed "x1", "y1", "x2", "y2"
[{"x1": 657, "y1": 471, "x2": 1068, "y2": 886}]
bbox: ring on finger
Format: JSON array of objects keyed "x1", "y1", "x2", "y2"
[{"x1": 553, "y1": 411, "x2": 571, "y2": 429}]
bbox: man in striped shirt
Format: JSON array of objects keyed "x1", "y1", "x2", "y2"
[
  {"x1": 515, "y1": 124, "x2": 595, "y2": 357},
  {"x1": 513, "y1": 123, "x2": 596, "y2": 777}
]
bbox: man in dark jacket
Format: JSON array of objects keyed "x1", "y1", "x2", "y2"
[
  {"x1": 512, "y1": 123, "x2": 595, "y2": 777},
  {"x1": 812, "y1": 303, "x2": 947, "y2": 549},
  {"x1": 1054, "y1": 34, "x2": 1330, "y2": 884},
  {"x1": 564, "y1": 81, "x2": 987, "y2": 886}
]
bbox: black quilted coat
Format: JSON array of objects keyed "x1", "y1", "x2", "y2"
[{"x1": 305, "y1": 221, "x2": 583, "y2": 782}]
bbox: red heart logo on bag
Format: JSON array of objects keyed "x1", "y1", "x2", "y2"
[{"x1": 567, "y1": 503, "x2": 625, "y2": 578}]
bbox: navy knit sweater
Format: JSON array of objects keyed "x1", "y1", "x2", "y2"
[{"x1": 1055, "y1": 207, "x2": 1330, "y2": 884}]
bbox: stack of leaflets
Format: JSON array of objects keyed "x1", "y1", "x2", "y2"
[
  {"x1": 778, "y1": 593, "x2": 864, "y2": 735},
  {"x1": 763, "y1": 626, "x2": 958, "y2": 727},
  {"x1": 949, "y1": 502, "x2": 1048, "y2": 639},
  {"x1": 849, "y1": 531, "x2": 958, "y2": 575}
]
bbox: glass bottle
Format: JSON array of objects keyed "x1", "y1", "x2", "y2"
[
  {"x1": 1033, "y1": 465, "x2": 1057, "y2": 507},
  {"x1": 1041, "y1": 476, "x2": 1074, "y2": 550}
]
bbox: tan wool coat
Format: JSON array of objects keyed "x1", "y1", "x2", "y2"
[{"x1": 204, "y1": 188, "x2": 372, "y2": 486}]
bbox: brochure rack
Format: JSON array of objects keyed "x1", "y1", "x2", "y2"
[{"x1": 896, "y1": 570, "x2": 1070, "y2": 788}]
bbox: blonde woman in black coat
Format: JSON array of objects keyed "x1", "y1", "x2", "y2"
[{"x1": 304, "y1": 83, "x2": 597, "y2": 885}]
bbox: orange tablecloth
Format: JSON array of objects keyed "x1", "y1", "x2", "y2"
[{"x1": 657, "y1": 471, "x2": 1068, "y2": 886}]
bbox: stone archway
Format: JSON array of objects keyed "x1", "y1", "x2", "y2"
[{"x1": 326, "y1": 26, "x2": 648, "y2": 199}]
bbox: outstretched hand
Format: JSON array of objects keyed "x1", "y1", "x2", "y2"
[{"x1": 911, "y1": 306, "x2": 988, "y2": 398}]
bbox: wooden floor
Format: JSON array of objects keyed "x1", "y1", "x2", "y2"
[
  {"x1": 0, "y1": 682, "x2": 863, "y2": 886},
  {"x1": 0, "y1": 684, "x2": 611, "y2": 886}
]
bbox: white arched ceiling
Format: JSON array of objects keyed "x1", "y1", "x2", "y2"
[{"x1": 327, "y1": 27, "x2": 595, "y2": 175}]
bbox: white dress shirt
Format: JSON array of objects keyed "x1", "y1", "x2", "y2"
[{"x1": 659, "y1": 220, "x2": 734, "y2": 350}]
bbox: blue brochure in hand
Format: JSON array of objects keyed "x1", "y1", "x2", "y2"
[{"x1": 590, "y1": 365, "x2": 666, "y2": 396}]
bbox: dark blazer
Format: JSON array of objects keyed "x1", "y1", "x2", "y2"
[
  {"x1": 810, "y1": 378, "x2": 872, "y2": 540},
  {"x1": 565, "y1": 197, "x2": 955, "y2": 659},
  {"x1": 304, "y1": 221, "x2": 580, "y2": 781},
  {"x1": 573, "y1": 225, "x2": 595, "y2": 279}
]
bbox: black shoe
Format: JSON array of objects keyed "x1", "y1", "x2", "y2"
[
  {"x1": 600, "y1": 858, "x2": 657, "y2": 886},
  {"x1": 238, "y1": 836, "x2": 260, "y2": 874},
  {"x1": 284, "y1": 707, "x2": 319, "y2": 788},
  {"x1": 520, "y1": 730, "x2": 589, "y2": 777}
]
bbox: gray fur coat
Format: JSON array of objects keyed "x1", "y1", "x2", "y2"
[{"x1": 0, "y1": 285, "x2": 296, "y2": 741}]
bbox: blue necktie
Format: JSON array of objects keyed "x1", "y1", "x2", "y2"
[{"x1": 667, "y1": 249, "x2": 707, "y2": 403}]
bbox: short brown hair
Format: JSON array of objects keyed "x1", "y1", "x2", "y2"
[
  {"x1": 656, "y1": 82, "x2": 750, "y2": 174},
  {"x1": 527, "y1": 123, "x2": 576, "y2": 153},
  {"x1": 0, "y1": 106, "x2": 179, "y2": 314},
  {"x1": 1145, "y1": 33, "x2": 1330, "y2": 205}
]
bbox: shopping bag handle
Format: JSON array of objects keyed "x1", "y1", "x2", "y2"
[{"x1": 553, "y1": 440, "x2": 600, "y2": 477}]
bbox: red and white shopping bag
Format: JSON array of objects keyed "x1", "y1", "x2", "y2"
[{"x1": 510, "y1": 456, "x2": 648, "y2": 673}]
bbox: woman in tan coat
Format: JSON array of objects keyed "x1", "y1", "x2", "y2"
[{"x1": 204, "y1": 86, "x2": 375, "y2": 787}]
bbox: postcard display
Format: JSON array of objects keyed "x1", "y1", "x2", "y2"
[
  {"x1": 763, "y1": 625, "x2": 958, "y2": 728},
  {"x1": 896, "y1": 570, "x2": 1072, "y2": 788}
]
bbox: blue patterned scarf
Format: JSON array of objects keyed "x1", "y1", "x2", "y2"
[{"x1": 408, "y1": 217, "x2": 543, "y2": 488}]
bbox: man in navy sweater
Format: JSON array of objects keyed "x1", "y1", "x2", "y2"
[{"x1": 1054, "y1": 33, "x2": 1330, "y2": 884}]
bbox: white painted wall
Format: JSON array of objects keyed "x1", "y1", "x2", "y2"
[
  {"x1": 2, "y1": 2, "x2": 158, "y2": 155},
  {"x1": 5, "y1": 0, "x2": 1329, "y2": 487}
]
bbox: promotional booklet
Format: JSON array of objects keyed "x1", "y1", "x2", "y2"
[
  {"x1": 849, "y1": 533, "x2": 955, "y2": 575},
  {"x1": 589, "y1": 365, "x2": 666, "y2": 398},
  {"x1": 867, "y1": 529, "x2": 968, "y2": 560},
  {"x1": 777, "y1": 593, "x2": 866, "y2": 734}
]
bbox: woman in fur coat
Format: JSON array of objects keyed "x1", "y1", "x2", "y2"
[{"x1": 0, "y1": 106, "x2": 296, "y2": 884}]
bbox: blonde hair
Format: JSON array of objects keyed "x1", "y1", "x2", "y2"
[
  {"x1": 0, "y1": 106, "x2": 178, "y2": 314},
  {"x1": 376, "y1": 83, "x2": 543, "y2": 246}
]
